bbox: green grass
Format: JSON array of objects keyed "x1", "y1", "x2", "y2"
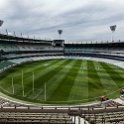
[{"x1": 0, "y1": 59, "x2": 124, "y2": 105}]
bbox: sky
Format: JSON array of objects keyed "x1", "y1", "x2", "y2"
[{"x1": 0, "y1": 0, "x2": 124, "y2": 42}]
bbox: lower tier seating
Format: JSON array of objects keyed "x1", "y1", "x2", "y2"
[
  {"x1": 81, "y1": 109, "x2": 124, "y2": 124},
  {"x1": 0, "y1": 112, "x2": 74, "y2": 124},
  {"x1": 0, "y1": 61, "x2": 15, "y2": 70}
]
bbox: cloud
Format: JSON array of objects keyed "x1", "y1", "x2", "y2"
[{"x1": 0, "y1": 0, "x2": 124, "y2": 42}]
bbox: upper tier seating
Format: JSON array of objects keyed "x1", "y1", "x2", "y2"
[{"x1": 0, "y1": 41, "x2": 54, "y2": 52}]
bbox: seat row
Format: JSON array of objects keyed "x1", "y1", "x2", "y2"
[
  {"x1": 0, "y1": 112, "x2": 74, "y2": 124},
  {"x1": 81, "y1": 111, "x2": 124, "y2": 124}
]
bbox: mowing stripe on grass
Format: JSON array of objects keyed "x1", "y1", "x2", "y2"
[
  {"x1": 94, "y1": 62, "x2": 119, "y2": 95},
  {"x1": 28, "y1": 59, "x2": 73, "y2": 99},
  {"x1": 68, "y1": 60, "x2": 88, "y2": 102},
  {"x1": 0, "y1": 59, "x2": 59, "y2": 87},
  {"x1": 98, "y1": 63, "x2": 119, "y2": 89},
  {"x1": 87, "y1": 61, "x2": 103, "y2": 99},
  {"x1": 82, "y1": 60, "x2": 89, "y2": 102},
  {"x1": 45, "y1": 60, "x2": 76, "y2": 101},
  {"x1": 23, "y1": 59, "x2": 67, "y2": 96},
  {"x1": 108, "y1": 65, "x2": 124, "y2": 78},
  {"x1": 33, "y1": 59, "x2": 71, "y2": 86},
  {"x1": 106, "y1": 63, "x2": 124, "y2": 73},
  {"x1": 22, "y1": 59, "x2": 59, "y2": 73},
  {"x1": 97, "y1": 63, "x2": 120, "y2": 97},
  {"x1": 10, "y1": 59, "x2": 59, "y2": 78},
  {"x1": 25, "y1": 59, "x2": 72, "y2": 98},
  {"x1": 4, "y1": 60, "x2": 66, "y2": 96},
  {"x1": 88, "y1": 61, "x2": 103, "y2": 88},
  {"x1": 48, "y1": 59, "x2": 82, "y2": 102},
  {"x1": 21, "y1": 59, "x2": 61, "y2": 84},
  {"x1": 100, "y1": 63, "x2": 124, "y2": 88}
]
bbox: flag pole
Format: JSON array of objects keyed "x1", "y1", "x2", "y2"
[
  {"x1": 12, "y1": 77, "x2": 14, "y2": 95},
  {"x1": 22, "y1": 70, "x2": 25, "y2": 97}
]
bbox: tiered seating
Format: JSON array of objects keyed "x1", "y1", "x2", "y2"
[
  {"x1": 0, "y1": 61, "x2": 15, "y2": 70},
  {"x1": 0, "y1": 112, "x2": 74, "y2": 124},
  {"x1": 16, "y1": 45, "x2": 56, "y2": 51},
  {"x1": 0, "y1": 42, "x2": 18, "y2": 52},
  {"x1": 64, "y1": 41, "x2": 124, "y2": 61},
  {"x1": 0, "y1": 35, "x2": 63, "y2": 61},
  {"x1": 0, "y1": 42, "x2": 52, "y2": 52},
  {"x1": 1, "y1": 94, "x2": 124, "y2": 124},
  {"x1": 81, "y1": 107, "x2": 124, "y2": 124},
  {"x1": 81, "y1": 111, "x2": 124, "y2": 124}
]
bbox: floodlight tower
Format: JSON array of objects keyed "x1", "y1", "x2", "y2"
[
  {"x1": 58, "y1": 29, "x2": 63, "y2": 39},
  {"x1": 0, "y1": 20, "x2": 4, "y2": 34},
  {"x1": 110, "y1": 25, "x2": 116, "y2": 42}
]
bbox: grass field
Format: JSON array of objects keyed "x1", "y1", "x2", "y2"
[{"x1": 0, "y1": 59, "x2": 124, "y2": 105}]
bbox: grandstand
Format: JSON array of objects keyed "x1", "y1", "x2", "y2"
[
  {"x1": 0, "y1": 33, "x2": 64, "y2": 61},
  {"x1": 1, "y1": 32, "x2": 124, "y2": 124},
  {"x1": 64, "y1": 41, "x2": 124, "y2": 61}
]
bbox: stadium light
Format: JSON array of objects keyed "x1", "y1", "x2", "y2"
[
  {"x1": 21, "y1": 33, "x2": 23, "y2": 37},
  {"x1": 110, "y1": 25, "x2": 116, "y2": 42},
  {"x1": 6, "y1": 29, "x2": 8, "y2": 35},
  {"x1": 0, "y1": 20, "x2": 3, "y2": 27},
  {"x1": 57, "y1": 29, "x2": 63, "y2": 39},
  {"x1": 14, "y1": 31, "x2": 16, "y2": 37},
  {"x1": 0, "y1": 20, "x2": 4, "y2": 34}
]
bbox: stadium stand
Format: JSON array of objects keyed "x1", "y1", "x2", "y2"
[
  {"x1": 0, "y1": 33, "x2": 64, "y2": 62},
  {"x1": 0, "y1": 107, "x2": 75, "y2": 124},
  {"x1": 1, "y1": 32, "x2": 124, "y2": 124},
  {"x1": 80, "y1": 106, "x2": 124, "y2": 124},
  {"x1": 0, "y1": 61, "x2": 14, "y2": 70},
  {"x1": 64, "y1": 41, "x2": 124, "y2": 61}
]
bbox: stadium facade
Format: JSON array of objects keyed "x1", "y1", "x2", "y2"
[{"x1": 0, "y1": 32, "x2": 124, "y2": 124}]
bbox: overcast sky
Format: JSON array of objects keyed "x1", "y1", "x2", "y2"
[{"x1": 0, "y1": 0, "x2": 124, "y2": 42}]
